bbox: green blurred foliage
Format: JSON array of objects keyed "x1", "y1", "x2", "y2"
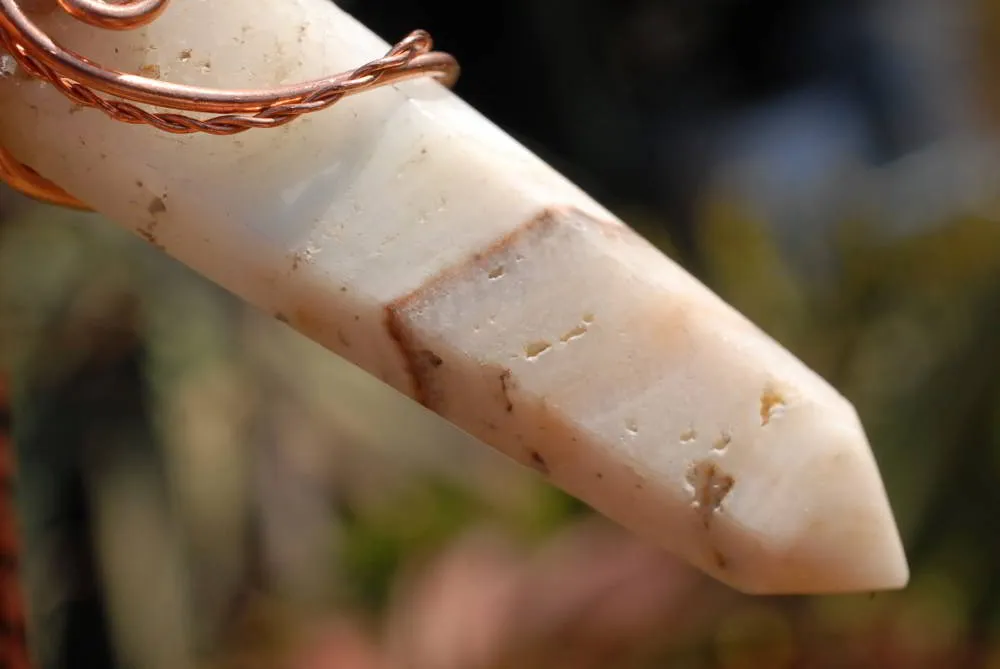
[{"x1": 3, "y1": 174, "x2": 1000, "y2": 669}]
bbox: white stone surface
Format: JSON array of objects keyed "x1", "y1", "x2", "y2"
[{"x1": 0, "y1": 0, "x2": 908, "y2": 594}]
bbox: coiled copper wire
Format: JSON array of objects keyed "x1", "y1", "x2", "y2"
[{"x1": 0, "y1": 0, "x2": 460, "y2": 210}]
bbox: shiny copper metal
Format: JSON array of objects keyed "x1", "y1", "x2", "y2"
[
  {"x1": 0, "y1": 0, "x2": 460, "y2": 210},
  {"x1": 57, "y1": 0, "x2": 167, "y2": 29},
  {"x1": 0, "y1": 145, "x2": 89, "y2": 209}
]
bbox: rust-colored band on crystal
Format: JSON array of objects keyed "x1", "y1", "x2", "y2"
[{"x1": 0, "y1": 0, "x2": 460, "y2": 210}]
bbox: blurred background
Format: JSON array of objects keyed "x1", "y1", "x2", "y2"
[{"x1": 3, "y1": 0, "x2": 1000, "y2": 667}]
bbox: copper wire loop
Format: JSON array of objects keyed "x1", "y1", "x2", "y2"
[{"x1": 0, "y1": 0, "x2": 460, "y2": 210}]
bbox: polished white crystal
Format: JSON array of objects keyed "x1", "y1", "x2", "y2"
[{"x1": 0, "y1": 0, "x2": 908, "y2": 594}]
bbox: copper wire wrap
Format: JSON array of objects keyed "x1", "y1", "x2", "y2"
[{"x1": 0, "y1": 0, "x2": 460, "y2": 210}]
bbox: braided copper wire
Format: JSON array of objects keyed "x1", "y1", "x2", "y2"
[{"x1": 0, "y1": 0, "x2": 460, "y2": 209}]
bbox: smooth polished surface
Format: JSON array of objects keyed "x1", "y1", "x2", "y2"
[{"x1": 0, "y1": 0, "x2": 908, "y2": 594}]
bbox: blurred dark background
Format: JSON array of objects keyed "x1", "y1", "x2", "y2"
[
  {"x1": 3, "y1": 0, "x2": 1000, "y2": 668},
  {"x1": 347, "y1": 0, "x2": 991, "y2": 260}
]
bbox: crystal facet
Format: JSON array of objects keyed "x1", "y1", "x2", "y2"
[{"x1": 0, "y1": 0, "x2": 908, "y2": 594}]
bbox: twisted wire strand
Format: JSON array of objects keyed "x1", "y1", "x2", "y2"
[
  {"x1": 0, "y1": 0, "x2": 460, "y2": 208},
  {"x1": 0, "y1": 28, "x2": 454, "y2": 135}
]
